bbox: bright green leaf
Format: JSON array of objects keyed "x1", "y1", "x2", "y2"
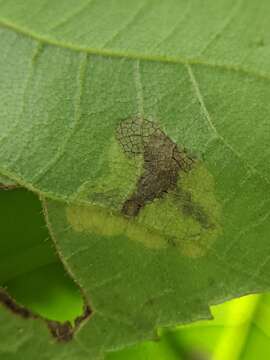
[{"x1": 0, "y1": 1, "x2": 270, "y2": 359}]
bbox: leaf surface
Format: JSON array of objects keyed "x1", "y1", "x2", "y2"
[{"x1": 0, "y1": 1, "x2": 270, "y2": 359}]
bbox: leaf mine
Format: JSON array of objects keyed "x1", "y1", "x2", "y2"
[
  {"x1": 116, "y1": 117, "x2": 194, "y2": 217},
  {"x1": 66, "y1": 117, "x2": 222, "y2": 258}
]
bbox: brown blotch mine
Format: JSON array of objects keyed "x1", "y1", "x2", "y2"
[
  {"x1": 0, "y1": 288, "x2": 91, "y2": 342},
  {"x1": 116, "y1": 117, "x2": 194, "y2": 217}
]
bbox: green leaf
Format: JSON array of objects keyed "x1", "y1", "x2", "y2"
[
  {"x1": 0, "y1": 188, "x2": 84, "y2": 323},
  {"x1": 107, "y1": 294, "x2": 270, "y2": 360},
  {"x1": 0, "y1": 0, "x2": 270, "y2": 359},
  {"x1": 0, "y1": 174, "x2": 17, "y2": 188},
  {"x1": 0, "y1": 305, "x2": 94, "y2": 359},
  {"x1": 165, "y1": 294, "x2": 270, "y2": 360}
]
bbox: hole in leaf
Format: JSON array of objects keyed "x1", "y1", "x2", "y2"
[{"x1": 0, "y1": 187, "x2": 91, "y2": 341}]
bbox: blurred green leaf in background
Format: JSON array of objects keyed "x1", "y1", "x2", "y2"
[
  {"x1": 109, "y1": 294, "x2": 270, "y2": 360},
  {"x1": 0, "y1": 188, "x2": 84, "y2": 323}
]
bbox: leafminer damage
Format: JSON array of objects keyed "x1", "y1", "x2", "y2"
[
  {"x1": 0, "y1": 288, "x2": 91, "y2": 342},
  {"x1": 116, "y1": 117, "x2": 195, "y2": 217},
  {"x1": 67, "y1": 116, "x2": 221, "y2": 258},
  {"x1": 115, "y1": 116, "x2": 222, "y2": 257}
]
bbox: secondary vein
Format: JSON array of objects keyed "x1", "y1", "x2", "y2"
[{"x1": 1, "y1": 19, "x2": 270, "y2": 83}]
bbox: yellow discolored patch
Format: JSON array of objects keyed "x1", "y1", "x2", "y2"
[
  {"x1": 66, "y1": 204, "x2": 166, "y2": 250},
  {"x1": 66, "y1": 161, "x2": 221, "y2": 258},
  {"x1": 69, "y1": 138, "x2": 143, "y2": 211},
  {"x1": 136, "y1": 161, "x2": 222, "y2": 258}
]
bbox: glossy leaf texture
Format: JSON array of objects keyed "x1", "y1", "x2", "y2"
[{"x1": 0, "y1": 0, "x2": 270, "y2": 359}]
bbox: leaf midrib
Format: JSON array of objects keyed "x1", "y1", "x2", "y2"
[
  {"x1": 1, "y1": 18, "x2": 270, "y2": 83},
  {"x1": 1, "y1": 16, "x2": 270, "y2": 201}
]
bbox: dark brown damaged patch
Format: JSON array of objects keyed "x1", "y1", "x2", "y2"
[
  {"x1": 0, "y1": 288, "x2": 91, "y2": 342},
  {"x1": 116, "y1": 117, "x2": 194, "y2": 217},
  {"x1": 175, "y1": 188, "x2": 214, "y2": 230},
  {"x1": 0, "y1": 183, "x2": 19, "y2": 190}
]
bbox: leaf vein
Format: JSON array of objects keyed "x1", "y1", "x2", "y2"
[
  {"x1": 186, "y1": 63, "x2": 270, "y2": 185},
  {"x1": 48, "y1": 0, "x2": 95, "y2": 32},
  {"x1": 1, "y1": 20, "x2": 270, "y2": 83},
  {"x1": 0, "y1": 41, "x2": 40, "y2": 147},
  {"x1": 134, "y1": 59, "x2": 144, "y2": 117},
  {"x1": 200, "y1": 0, "x2": 244, "y2": 55},
  {"x1": 101, "y1": 1, "x2": 150, "y2": 48},
  {"x1": 32, "y1": 52, "x2": 88, "y2": 183},
  {"x1": 151, "y1": 0, "x2": 192, "y2": 51}
]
